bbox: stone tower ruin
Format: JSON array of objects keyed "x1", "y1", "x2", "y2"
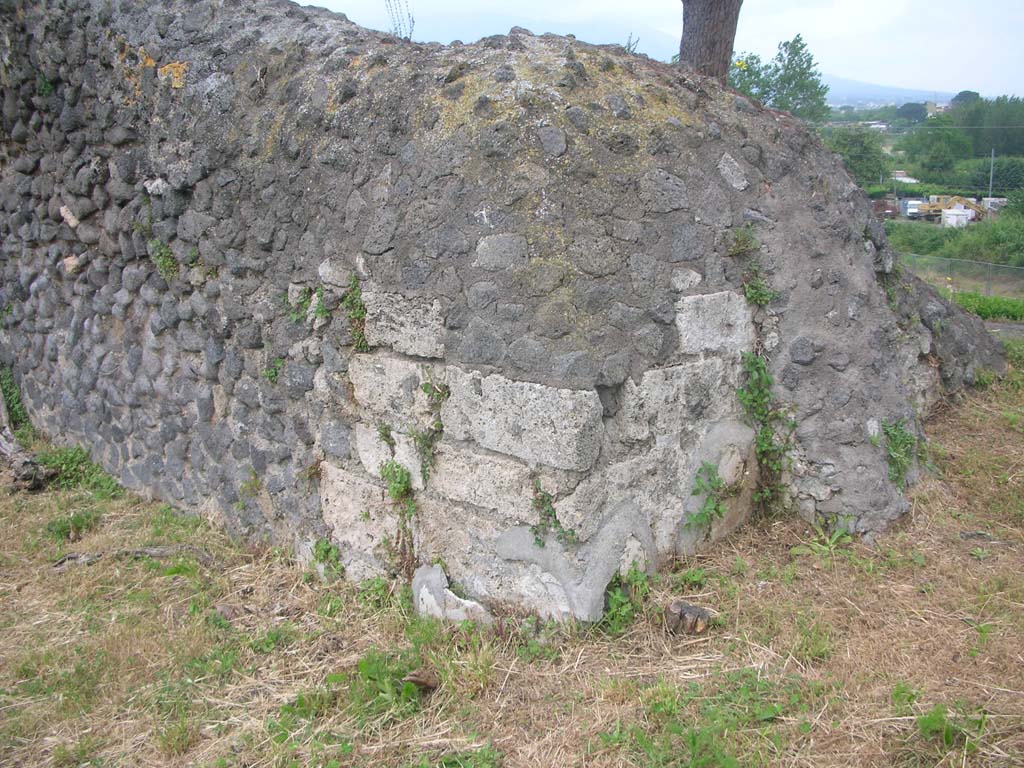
[{"x1": 0, "y1": 0, "x2": 1003, "y2": 620}]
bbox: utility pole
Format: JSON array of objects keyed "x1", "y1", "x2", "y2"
[{"x1": 988, "y1": 148, "x2": 995, "y2": 199}]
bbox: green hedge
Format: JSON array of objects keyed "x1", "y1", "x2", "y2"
[
  {"x1": 885, "y1": 218, "x2": 1024, "y2": 268},
  {"x1": 950, "y1": 290, "x2": 1024, "y2": 321},
  {"x1": 865, "y1": 182, "x2": 997, "y2": 200}
]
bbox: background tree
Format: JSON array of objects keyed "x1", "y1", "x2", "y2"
[
  {"x1": 677, "y1": 0, "x2": 743, "y2": 84},
  {"x1": 951, "y1": 95, "x2": 1024, "y2": 157},
  {"x1": 898, "y1": 116, "x2": 972, "y2": 174},
  {"x1": 729, "y1": 52, "x2": 768, "y2": 102},
  {"x1": 729, "y1": 34, "x2": 830, "y2": 123},
  {"x1": 951, "y1": 90, "x2": 981, "y2": 108},
  {"x1": 952, "y1": 156, "x2": 1024, "y2": 192},
  {"x1": 895, "y1": 102, "x2": 928, "y2": 123},
  {"x1": 824, "y1": 126, "x2": 890, "y2": 186}
]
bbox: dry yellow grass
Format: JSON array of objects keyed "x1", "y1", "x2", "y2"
[{"x1": 1, "y1": 359, "x2": 1022, "y2": 768}]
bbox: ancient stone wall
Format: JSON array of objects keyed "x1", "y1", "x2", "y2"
[{"x1": 0, "y1": 0, "x2": 1003, "y2": 620}]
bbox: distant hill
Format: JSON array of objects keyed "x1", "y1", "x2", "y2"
[{"x1": 823, "y1": 74, "x2": 956, "y2": 107}]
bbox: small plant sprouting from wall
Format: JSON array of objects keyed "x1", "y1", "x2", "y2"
[
  {"x1": 411, "y1": 426, "x2": 442, "y2": 484},
  {"x1": 881, "y1": 419, "x2": 916, "y2": 487},
  {"x1": 377, "y1": 423, "x2": 395, "y2": 450},
  {"x1": 380, "y1": 459, "x2": 417, "y2": 577},
  {"x1": 36, "y1": 445, "x2": 121, "y2": 500},
  {"x1": 530, "y1": 480, "x2": 578, "y2": 548},
  {"x1": 727, "y1": 224, "x2": 760, "y2": 257},
  {"x1": 287, "y1": 287, "x2": 313, "y2": 323},
  {"x1": 880, "y1": 270, "x2": 905, "y2": 313},
  {"x1": 262, "y1": 357, "x2": 285, "y2": 384},
  {"x1": 1, "y1": 366, "x2": 31, "y2": 436},
  {"x1": 742, "y1": 262, "x2": 777, "y2": 307},
  {"x1": 413, "y1": 375, "x2": 450, "y2": 483},
  {"x1": 737, "y1": 351, "x2": 793, "y2": 516},
  {"x1": 239, "y1": 469, "x2": 262, "y2": 498},
  {"x1": 312, "y1": 537, "x2": 343, "y2": 578},
  {"x1": 341, "y1": 276, "x2": 369, "y2": 352},
  {"x1": 36, "y1": 76, "x2": 55, "y2": 96},
  {"x1": 380, "y1": 460, "x2": 415, "y2": 517},
  {"x1": 314, "y1": 286, "x2": 330, "y2": 319},
  {"x1": 420, "y1": 379, "x2": 450, "y2": 406},
  {"x1": 686, "y1": 461, "x2": 728, "y2": 533},
  {"x1": 285, "y1": 285, "x2": 331, "y2": 324},
  {"x1": 132, "y1": 196, "x2": 154, "y2": 237},
  {"x1": 599, "y1": 564, "x2": 650, "y2": 636},
  {"x1": 148, "y1": 239, "x2": 178, "y2": 282}
]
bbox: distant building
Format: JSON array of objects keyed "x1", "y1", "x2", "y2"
[
  {"x1": 941, "y1": 209, "x2": 971, "y2": 228},
  {"x1": 891, "y1": 170, "x2": 921, "y2": 184}
]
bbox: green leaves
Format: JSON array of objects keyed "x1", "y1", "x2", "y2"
[
  {"x1": 741, "y1": 262, "x2": 777, "y2": 307},
  {"x1": 730, "y1": 34, "x2": 829, "y2": 123},
  {"x1": 950, "y1": 290, "x2": 1024, "y2": 322},
  {"x1": 598, "y1": 566, "x2": 649, "y2": 637},
  {"x1": 342, "y1": 649, "x2": 421, "y2": 726},
  {"x1": 789, "y1": 521, "x2": 852, "y2": 562},
  {"x1": 341, "y1": 275, "x2": 369, "y2": 352},
  {"x1": 726, "y1": 225, "x2": 759, "y2": 257},
  {"x1": 147, "y1": 239, "x2": 178, "y2": 282},
  {"x1": 881, "y1": 419, "x2": 916, "y2": 487},
  {"x1": 380, "y1": 460, "x2": 415, "y2": 519},
  {"x1": 687, "y1": 462, "x2": 727, "y2": 532},
  {"x1": 0, "y1": 366, "x2": 30, "y2": 433},
  {"x1": 261, "y1": 357, "x2": 285, "y2": 384},
  {"x1": 824, "y1": 125, "x2": 890, "y2": 187},
  {"x1": 736, "y1": 353, "x2": 793, "y2": 516},
  {"x1": 737, "y1": 352, "x2": 774, "y2": 425},
  {"x1": 530, "y1": 480, "x2": 578, "y2": 548},
  {"x1": 36, "y1": 445, "x2": 122, "y2": 500}
]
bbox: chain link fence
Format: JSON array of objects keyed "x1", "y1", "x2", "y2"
[{"x1": 899, "y1": 253, "x2": 1024, "y2": 299}]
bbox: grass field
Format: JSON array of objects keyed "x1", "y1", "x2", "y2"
[
  {"x1": 1, "y1": 345, "x2": 1023, "y2": 768},
  {"x1": 949, "y1": 291, "x2": 1024, "y2": 322}
]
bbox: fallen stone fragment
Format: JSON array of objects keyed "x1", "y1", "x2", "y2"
[
  {"x1": 412, "y1": 564, "x2": 493, "y2": 625},
  {"x1": 665, "y1": 600, "x2": 714, "y2": 635}
]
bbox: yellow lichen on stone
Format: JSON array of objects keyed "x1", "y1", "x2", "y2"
[
  {"x1": 111, "y1": 40, "x2": 149, "y2": 104},
  {"x1": 428, "y1": 71, "x2": 507, "y2": 140},
  {"x1": 158, "y1": 61, "x2": 188, "y2": 88},
  {"x1": 261, "y1": 111, "x2": 286, "y2": 160}
]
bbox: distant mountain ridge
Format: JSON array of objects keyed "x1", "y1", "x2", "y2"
[{"x1": 823, "y1": 74, "x2": 956, "y2": 107}]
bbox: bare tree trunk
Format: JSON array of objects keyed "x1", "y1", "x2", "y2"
[
  {"x1": 0, "y1": 384, "x2": 52, "y2": 490},
  {"x1": 678, "y1": 0, "x2": 744, "y2": 84}
]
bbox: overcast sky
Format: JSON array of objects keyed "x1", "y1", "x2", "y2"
[{"x1": 303, "y1": 0, "x2": 1022, "y2": 97}]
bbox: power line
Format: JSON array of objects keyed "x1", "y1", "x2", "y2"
[
  {"x1": 905, "y1": 125, "x2": 1024, "y2": 129},
  {"x1": 829, "y1": 123, "x2": 1024, "y2": 129}
]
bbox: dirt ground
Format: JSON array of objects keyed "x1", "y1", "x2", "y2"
[{"x1": 986, "y1": 321, "x2": 1024, "y2": 342}]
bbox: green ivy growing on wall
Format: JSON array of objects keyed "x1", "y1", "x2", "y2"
[
  {"x1": 342, "y1": 276, "x2": 369, "y2": 352},
  {"x1": 736, "y1": 352, "x2": 794, "y2": 515},
  {"x1": 687, "y1": 461, "x2": 728, "y2": 533},
  {"x1": 530, "y1": 481, "x2": 578, "y2": 548},
  {"x1": 380, "y1": 459, "x2": 417, "y2": 577}
]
